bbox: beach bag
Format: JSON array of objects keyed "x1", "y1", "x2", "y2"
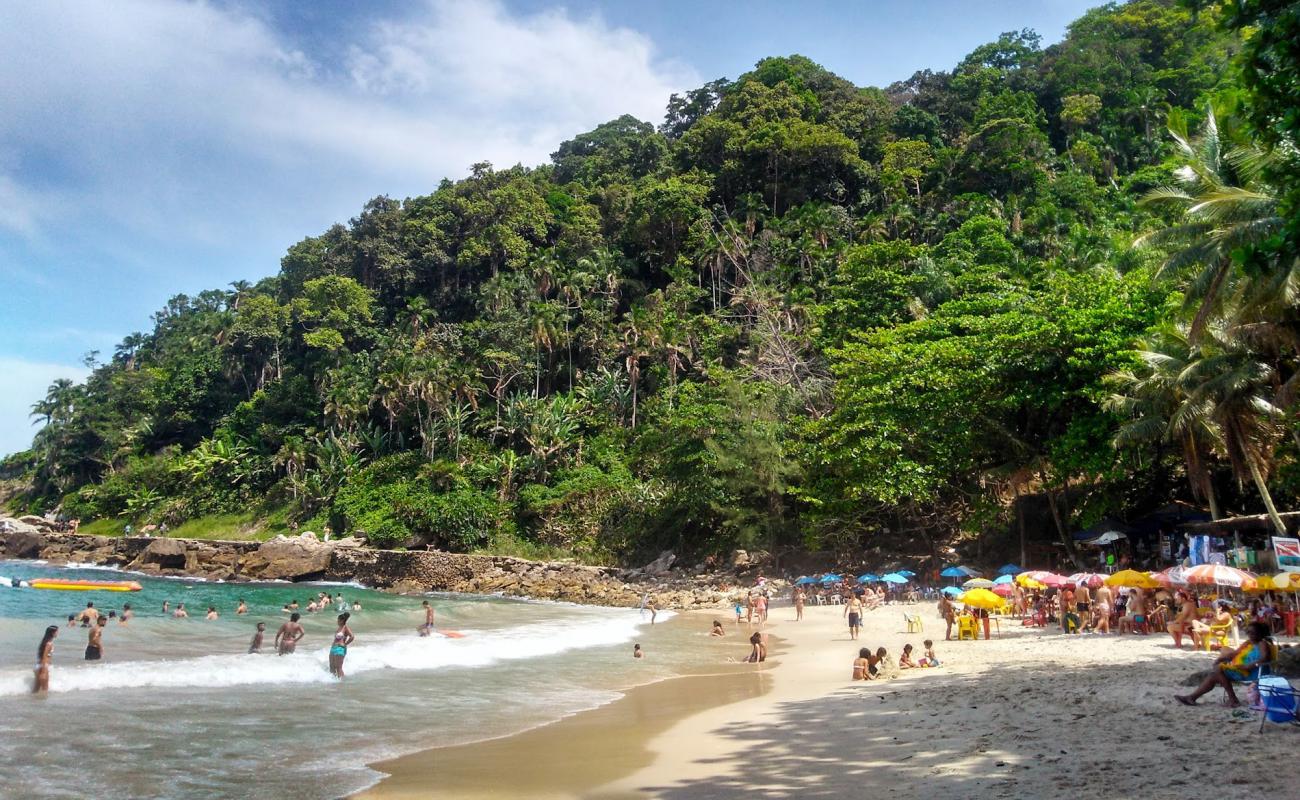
[
  {"x1": 1064, "y1": 613, "x2": 1080, "y2": 633},
  {"x1": 1258, "y1": 675, "x2": 1297, "y2": 723}
]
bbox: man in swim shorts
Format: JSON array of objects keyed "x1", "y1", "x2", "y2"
[
  {"x1": 843, "y1": 594, "x2": 863, "y2": 640},
  {"x1": 276, "y1": 613, "x2": 304, "y2": 655},
  {"x1": 418, "y1": 600, "x2": 435, "y2": 636},
  {"x1": 85, "y1": 615, "x2": 106, "y2": 660}
]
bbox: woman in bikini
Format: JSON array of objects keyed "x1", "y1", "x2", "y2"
[
  {"x1": 33, "y1": 625, "x2": 57, "y2": 694},
  {"x1": 329, "y1": 612, "x2": 355, "y2": 678},
  {"x1": 852, "y1": 647, "x2": 872, "y2": 680}
]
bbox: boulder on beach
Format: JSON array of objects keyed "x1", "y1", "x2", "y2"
[{"x1": 250, "y1": 537, "x2": 334, "y2": 580}]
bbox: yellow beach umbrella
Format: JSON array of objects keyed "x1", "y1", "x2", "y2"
[
  {"x1": 959, "y1": 588, "x2": 1003, "y2": 610},
  {"x1": 1104, "y1": 569, "x2": 1160, "y2": 589},
  {"x1": 1273, "y1": 573, "x2": 1298, "y2": 590},
  {"x1": 1245, "y1": 574, "x2": 1277, "y2": 593}
]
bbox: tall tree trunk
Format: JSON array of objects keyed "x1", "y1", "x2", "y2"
[
  {"x1": 1247, "y1": 458, "x2": 1287, "y2": 535},
  {"x1": 1015, "y1": 489, "x2": 1027, "y2": 569},
  {"x1": 1041, "y1": 471, "x2": 1084, "y2": 570},
  {"x1": 1205, "y1": 478, "x2": 1221, "y2": 521}
]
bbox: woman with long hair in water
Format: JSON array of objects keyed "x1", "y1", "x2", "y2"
[
  {"x1": 34, "y1": 625, "x2": 57, "y2": 694},
  {"x1": 329, "y1": 612, "x2": 354, "y2": 678}
]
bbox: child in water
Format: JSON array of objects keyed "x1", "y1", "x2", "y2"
[
  {"x1": 710, "y1": 619, "x2": 725, "y2": 636},
  {"x1": 633, "y1": 643, "x2": 643, "y2": 658}
]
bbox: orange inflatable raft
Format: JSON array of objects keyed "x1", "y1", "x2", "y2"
[{"x1": 29, "y1": 578, "x2": 143, "y2": 592}]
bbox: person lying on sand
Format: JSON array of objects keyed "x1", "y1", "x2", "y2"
[{"x1": 1176, "y1": 622, "x2": 1275, "y2": 708}]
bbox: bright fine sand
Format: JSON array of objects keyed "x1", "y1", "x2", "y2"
[{"x1": 362, "y1": 601, "x2": 1298, "y2": 799}]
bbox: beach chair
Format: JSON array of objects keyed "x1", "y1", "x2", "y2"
[
  {"x1": 956, "y1": 616, "x2": 978, "y2": 640},
  {"x1": 904, "y1": 612, "x2": 923, "y2": 633},
  {"x1": 1202, "y1": 622, "x2": 1233, "y2": 652}
]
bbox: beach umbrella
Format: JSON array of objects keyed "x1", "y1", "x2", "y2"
[
  {"x1": 962, "y1": 578, "x2": 995, "y2": 589},
  {"x1": 795, "y1": 576, "x2": 817, "y2": 585},
  {"x1": 992, "y1": 574, "x2": 1014, "y2": 585},
  {"x1": 1246, "y1": 575, "x2": 1279, "y2": 593},
  {"x1": 959, "y1": 588, "x2": 1003, "y2": 610},
  {"x1": 997, "y1": 563, "x2": 1022, "y2": 576},
  {"x1": 1273, "y1": 573, "x2": 1298, "y2": 590},
  {"x1": 1184, "y1": 564, "x2": 1258, "y2": 590},
  {"x1": 941, "y1": 586, "x2": 964, "y2": 596},
  {"x1": 856, "y1": 573, "x2": 880, "y2": 584},
  {"x1": 881, "y1": 573, "x2": 909, "y2": 584},
  {"x1": 1039, "y1": 573, "x2": 1072, "y2": 588},
  {"x1": 992, "y1": 583, "x2": 1015, "y2": 597},
  {"x1": 820, "y1": 573, "x2": 842, "y2": 584},
  {"x1": 897, "y1": 570, "x2": 917, "y2": 577},
  {"x1": 939, "y1": 566, "x2": 967, "y2": 578},
  {"x1": 1067, "y1": 572, "x2": 1106, "y2": 588},
  {"x1": 1105, "y1": 569, "x2": 1161, "y2": 589},
  {"x1": 1150, "y1": 566, "x2": 1190, "y2": 588}
]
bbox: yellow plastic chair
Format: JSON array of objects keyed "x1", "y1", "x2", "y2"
[
  {"x1": 1202, "y1": 622, "x2": 1233, "y2": 651},
  {"x1": 904, "y1": 613, "x2": 923, "y2": 633},
  {"x1": 956, "y1": 616, "x2": 978, "y2": 640}
]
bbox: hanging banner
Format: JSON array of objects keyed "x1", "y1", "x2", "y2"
[{"x1": 1273, "y1": 537, "x2": 1300, "y2": 573}]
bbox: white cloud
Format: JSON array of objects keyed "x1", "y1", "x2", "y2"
[
  {"x1": 0, "y1": 358, "x2": 90, "y2": 458},
  {"x1": 0, "y1": 0, "x2": 696, "y2": 251}
]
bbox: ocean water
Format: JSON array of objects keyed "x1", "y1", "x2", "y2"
[{"x1": 0, "y1": 560, "x2": 720, "y2": 799}]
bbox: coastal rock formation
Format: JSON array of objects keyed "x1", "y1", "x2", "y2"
[{"x1": 0, "y1": 530, "x2": 743, "y2": 610}]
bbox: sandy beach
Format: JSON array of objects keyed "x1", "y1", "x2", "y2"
[{"x1": 362, "y1": 599, "x2": 1298, "y2": 800}]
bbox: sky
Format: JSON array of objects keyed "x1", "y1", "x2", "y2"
[{"x1": 0, "y1": 0, "x2": 1101, "y2": 457}]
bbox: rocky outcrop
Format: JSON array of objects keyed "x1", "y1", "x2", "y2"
[{"x1": 0, "y1": 530, "x2": 745, "y2": 610}]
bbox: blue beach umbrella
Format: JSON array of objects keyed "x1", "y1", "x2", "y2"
[
  {"x1": 897, "y1": 570, "x2": 917, "y2": 577},
  {"x1": 993, "y1": 574, "x2": 1014, "y2": 585},
  {"x1": 820, "y1": 574, "x2": 842, "y2": 584},
  {"x1": 857, "y1": 573, "x2": 880, "y2": 583},
  {"x1": 997, "y1": 563, "x2": 1022, "y2": 576},
  {"x1": 795, "y1": 576, "x2": 817, "y2": 585},
  {"x1": 939, "y1": 566, "x2": 967, "y2": 578},
  {"x1": 881, "y1": 573, "x2": 908, "y2": 584},
  {"x1": 941, "y1": 586, "x2": 964, "y2": 596}
]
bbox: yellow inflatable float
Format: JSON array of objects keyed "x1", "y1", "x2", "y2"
[{"x1": 29, "y1": 578, "x2": 143, "y2": 592}]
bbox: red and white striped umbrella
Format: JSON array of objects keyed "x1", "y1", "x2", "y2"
[
  {"x1": 1183, "y1": 564, "x2": 1258, "y2": 590},
  {"x1": 1150, "y1": 566, "x2": 1190, "y2": 588},
  {"x1": 1067, "y1": 572, "x2": 1106, "y2": 588}
]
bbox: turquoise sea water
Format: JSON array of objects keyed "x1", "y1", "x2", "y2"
[{"x1": 0, "y1": 560, "x2": 718, "y2": 799}]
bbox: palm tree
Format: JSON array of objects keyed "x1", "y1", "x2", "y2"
[
  {"x1": 1106, "y1": 323, "x2": 1224, "y2": 519},
  {"x1": 1136, "y1": 108, "x2": 1282, "y2": 339}
]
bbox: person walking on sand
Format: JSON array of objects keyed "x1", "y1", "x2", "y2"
[
  {"x1": 418, "y1": 600, "x2": 435, "y2": 637},
  {"x1": 329, "y1": 612, "x2": 354, "y2": 678},
  {"x1": 1076, "y1": 583, "x2": 1092, "y2": 631},
  {"x1": 276, "y1": 612, "x2": 304, "y2": 655},
  {"x1": 844, "y1": 593, "x2": 863, "y2": 640},
  {"x1": 85, "y1": 616, "x2": 106, "y2": 661},
  {"x1": 33, "y1": 625, "x2": 57, "y2": 694},
  {"x1": 249, "y1": 622, "x2": 266, "y2": 654},
  {"x1": 794, "y1": 587, "x2": 805, "y2": 621}
]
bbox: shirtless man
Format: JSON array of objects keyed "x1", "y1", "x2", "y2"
[
  {"x1": 1075, "y1": 583, "x2": 1092, "y2": 630},
  {"x1": 78, "y1": 601, "x2": 100, "y2": 626},
  {"x1": 1119, "y1": 588, "x2": 1146, "y2": 634},
  {"x1": 206, "y1": 606, "x2": 219, "y2": 620},
  {"x1": 236, "y1": 599, "x2": 248, "y2": 615},
  {"x1": 173, "y1": 603, "x2": 188, "y2": 619},
  {"x1": 1168, "y1": 591, "x2": 1198, "y2": 648},
  {"x1": 85, "y1": 616, "x2": 107, "y2": 660},
  {"x1": 843, "y1": 594, "x2": 864, "y2": 640},
  {"x1": 276, "y1": 612, "x2": 305, "y2": 655},
  {"x1": 249, "y1": 622, "x2": 266, "y2": 654},
  {"x1": 418, "y1": 600, "x2": 435, "y2": 637}
]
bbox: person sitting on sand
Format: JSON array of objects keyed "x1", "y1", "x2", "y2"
[
  {"x1": 899, "y1": 643, "x2": 919, "y2": 669},
  {"x1": 710, "y1": 619, "x2": 725, "y2": 637},
  {"x1": 1119, "y1": 589, "x2": 1146, "y2": 634},
  {"x1": 919, "y1": 639, "x2": 940, "y2": 667},
  {"x1": 173, "y1": 603, "x2": 188, "y2": 619},
  {"x1": 745, "y1": 631, "x2": 767, "y2": 663},
  {"x1": 1176, "y1": 622, "x2": 1276, "y2": 708},
  {"x1": 852, "y1": 647, "x2": 872, "y2": 680}
]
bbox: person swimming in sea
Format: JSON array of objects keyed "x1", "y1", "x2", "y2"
[
  {"x1": 351, "y1": 600, "x2": 362, "y2": 612},
  {"x1": 418, "y1": 600, "x2": 435, "y2": 637},
  {"x1": 329, "y1": 612, "x2": 354, "y2": 678},
  {"x1": 206, "y1": 606, "x2": 219, "y2": 620},
  {"x1": 249, "y1": 622, "x2": 266, "y2": 654},
  {"x1": 162, "y1": 600, "x2": 170, "y2": 614},
  {"x1": 276, "y1": 613, "x2": 304, "y2": 655},
  {"x1": 633, "y1": 643, "x2": 643, "y2": 658},
  {"x1": 33, "y1": 625, "x2": 57, "y2": 694},
  {"x1": 120, "y1": 603, "x2": 132, "y2": 624},
  {"x1": 173, "y1": 603, "x2": 188, "y2": 619},
  {"x1": 236, "y1": 599, "x2": 247, "y2": 615},
  {"x1": 85, "y1": 616, "x2": 107, "y2": 661}
]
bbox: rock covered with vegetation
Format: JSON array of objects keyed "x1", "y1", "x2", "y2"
[{"x1": 5, "y1": 1, "x2": 1299, "y2": 568}]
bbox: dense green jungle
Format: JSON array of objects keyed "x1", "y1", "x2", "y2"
[{"x1": 6, "y1": 1, "x2": 1300, "y2": 569}]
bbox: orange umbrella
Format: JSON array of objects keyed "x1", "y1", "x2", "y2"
[{"x1": 1183, "y1": 564, "x2": 1257, "y2": 590}]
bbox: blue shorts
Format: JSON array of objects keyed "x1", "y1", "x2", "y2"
[{"x1": 330, "y1": 645, "x2": 347, "y2": 657}]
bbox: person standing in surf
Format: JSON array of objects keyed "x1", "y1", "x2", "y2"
[
  {"x1": 34, "y1": 625, "x2": 57, "y2": 694},
  {"x1": 418, "y1": 601, "x2": 435, "y2": 636},
  {"x1": 329, "y1": 612, "x2": 354, "y2": 678},
  {"x1": 249, "y1": 622, "x2": 266, "y2": 653},
  {"x1": 120, "y1": 603, "x2": 133, "y2": 624},
  {"x1": 275, "y1": 612, "x2": 304, "y2": 655},
  {"x1": 85, "y1": 616, "x2": 107, "y2": 660}
]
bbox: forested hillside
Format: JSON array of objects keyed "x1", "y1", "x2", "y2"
[{"x1": 8, "y1": 1, "x2": 1299, "y2": 566}]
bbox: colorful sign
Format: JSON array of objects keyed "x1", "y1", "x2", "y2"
[{"x1": 1273, "y1": 537, "x2": 1300, "y2": 573}]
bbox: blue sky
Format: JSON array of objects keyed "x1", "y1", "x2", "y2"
[{"x1": 0, "y1": 0, "x2": 1100, "y2": 456}]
